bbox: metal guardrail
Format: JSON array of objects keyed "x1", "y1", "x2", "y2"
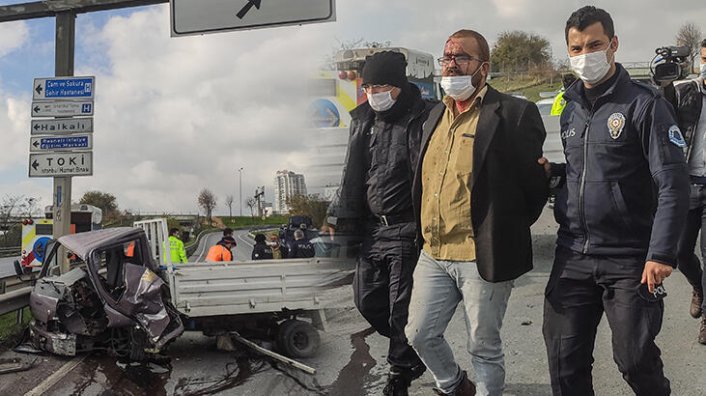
[
  {"x1": 0, "y1": 246, "x2": 20, "y2": 257},
  {"x1": 0, "y1": 287, "x2": 31, "y2": 317},
  {"x1": 0, "y1": 273, "x2": 32, "y2": 318}
]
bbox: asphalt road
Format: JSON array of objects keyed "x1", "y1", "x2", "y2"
[
  {"x1": 1, "y1": 209, "x2": 705, "y2": 395},
  {"x1": 190, "y1": 229, "x2": 255, "y2": 262}
]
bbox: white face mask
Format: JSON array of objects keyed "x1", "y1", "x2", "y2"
[
  {"x1": 570, "y1": 49, "x2": 611, "y2": 85},
  {"x1": 367, "y1": 90, "x2": 396, "y2": 112},
  {"x1": 700, "y1": 63, "x2": 706, "y2": 79},
  {"x1": 441, "y1": 75, "x2": 476, "y2": 101}
]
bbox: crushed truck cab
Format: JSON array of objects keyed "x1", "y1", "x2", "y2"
[{"x1": 28, "y1": 227, "x2": 184, "y2": 359}]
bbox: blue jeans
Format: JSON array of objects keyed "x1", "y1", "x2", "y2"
[{"x1": 405, "y1": 250, "x2": 513, "y2": 396}]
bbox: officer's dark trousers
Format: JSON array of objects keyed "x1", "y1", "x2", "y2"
[
  {"x1": 677, "y1": 184, "x2": 706, "y2": 312},
  {"x1": 543, "y1": 247, "x2": 670, "y2": 396},
  {"x1": 353, "y1": 222, "x2": 423, "y2": 370}
]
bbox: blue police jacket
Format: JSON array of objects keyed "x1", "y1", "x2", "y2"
[{"x1": 553, "y1": 63, "x2": 689, "y2": 266}]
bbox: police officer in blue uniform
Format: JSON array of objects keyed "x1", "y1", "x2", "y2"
[{"x1": 539, "y1": 6, "x2": 690, "y2": 395}]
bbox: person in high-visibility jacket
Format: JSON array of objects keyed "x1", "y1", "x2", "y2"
[
  {"x1": 206, "y1": 236, "x2": 236, "y2": 262},
  {"x1": 164, "y1": 228, "x2": 187, "y2": 263},
  {"x1": 550, "y1": 73, "x2": 578, "y2": 116}
]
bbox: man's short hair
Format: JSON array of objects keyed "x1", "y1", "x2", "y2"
[
  {"x1": 294, "y1": 229, "x2": 304, "y2": 240},
  {"x1": 448, "y1": 29, "x2": 490, "y2": 61},
  {"x1": 169, "y1": 228, "x2": 179, "y2": 236},
  {"x1": 565, "y1": 6, "x2": 614, "y2": 43},
  {"x1": 701, "y1": 38, "x2": 706, "y2": 49},
  {"x1": 223, "y1": 227, "x2": 233, "y2": 236}
]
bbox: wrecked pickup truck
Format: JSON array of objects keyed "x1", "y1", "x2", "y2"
[
  {"x1": 28, "y1": 227, "x2": 184, "y2": 359},
  {"x1": 26, "y1": 220, "x2": 355, "y2": 360}
]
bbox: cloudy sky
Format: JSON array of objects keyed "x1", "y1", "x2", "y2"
[{"x1": 0, "y1": 0, "x2": 704, "y2": 216}]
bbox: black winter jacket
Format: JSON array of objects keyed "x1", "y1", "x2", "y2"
[
  {"x1": 674, "y1": 77, "x2": 705, "y2": 162},
  {"x1": 554, "y1": 64, "x2": 690, "y2": 265},
  {"x1": 252, "y1": 242, "x2": 273, "y2": 260},
  {"x1": 288, "y1": 239, "x2": 315, "y2": 258},
  {"x1": 327, "y1": 83, "x2": 436, "y2": 234}
]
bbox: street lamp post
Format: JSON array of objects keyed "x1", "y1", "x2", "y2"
[{"x1": 238, "y1": 167, "x2": 244, "y2": 217}]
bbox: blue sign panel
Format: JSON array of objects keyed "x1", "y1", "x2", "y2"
[
  {"x1": 30, "y1": 135, "x2": 93, "y2": 152},
  {"x1": 33, "y1": 76, "x2": 95, "y2": 100},
  {"x1": 40, "y1": 136, "x2": 89, "y2": 150}
]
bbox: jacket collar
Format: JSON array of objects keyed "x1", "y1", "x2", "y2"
[
  {"x1": 564, "y1": 62, "x2": 630, "y2": 109},
  {"x1": 420, "y1": 85, "x2": 502, "y2": 189}
]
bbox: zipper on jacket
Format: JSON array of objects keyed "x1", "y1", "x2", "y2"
[{"x1": 579, "y1": 113, "x2": 592, "y2": 254}]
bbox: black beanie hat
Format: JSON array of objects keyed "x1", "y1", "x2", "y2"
[{"x1": 362, "y1": 51, "x2": 408, "y2": 88}]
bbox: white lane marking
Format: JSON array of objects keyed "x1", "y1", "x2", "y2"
[
  {"x1": 195, "y1": 232, "x2": 221, "y2": 262},
  {"x1": 237, "y1": 232, "x2": 254, "y2": 248},
  {"x1": 192, "y1": 230, "x2": 254, "y2": 262},
  {"x1": 24, "y1": 354, "x2": 86, "y2": 396}
]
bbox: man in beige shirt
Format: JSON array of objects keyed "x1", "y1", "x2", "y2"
[{"x1": 405, "y1": 30, "x2": 548, "y2": 396}]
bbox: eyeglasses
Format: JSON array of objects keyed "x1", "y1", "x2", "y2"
[
  {"x1": 361, "y1": 84, "x2": 392, "y2": 91},
  {"x1": 437, "y1": 55, "x2": 484, "y2": 66}
]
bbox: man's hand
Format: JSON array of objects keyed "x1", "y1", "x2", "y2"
[
  {"x1": 320, "y1": 224, "x2": 335, "y2": 241},
  {"x1": 537, "y1": 157, "x2": 551, "y2": 179},
  {"x1": 641, "y1": 261, "x2": 673, "y2": 293}
]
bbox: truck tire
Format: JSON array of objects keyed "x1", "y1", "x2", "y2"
[
  {"x1": 277, "y1": 319, "x2": 320, "y2": 358},
  {"x1": 128, "y1": 328, "x2": 147, "y2": 361}
]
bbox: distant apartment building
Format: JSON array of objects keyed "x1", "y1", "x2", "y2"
[{"x1": 274, "y1": 170, "x2": 307, "y2": 214}]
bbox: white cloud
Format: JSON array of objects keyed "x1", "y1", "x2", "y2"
[
  {"x1": 491, "y1": 0, "x2": 530, "y2": 18},
  {"x1": 67, "y1": 6, "x2": 332, "y2": 214},
  {"x1": 0, "y1": 93, "x2": 29, "y2": 171},
  {"x1": 0, "y1": 21, "x2": 27, "y2": 58}
]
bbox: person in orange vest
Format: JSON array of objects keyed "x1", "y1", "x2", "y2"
[
  {"x1": 206, "y1": 236, "x2": 236, "y2": 262},
  {"x1": 125, "y1": 241, "x2": 136, "y2": 258}
]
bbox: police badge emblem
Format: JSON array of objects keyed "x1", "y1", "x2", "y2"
[
  {"x1": 668, "y1": 125, "x2": 687, "y2": 148},
  {"x1": 607, "y1": 113, "x2": 626, "y2": 139}
]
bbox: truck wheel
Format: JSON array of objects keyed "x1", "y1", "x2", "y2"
[
  {"x1": 277, "y1": 319, "x2": 320, "y2": 358},
  {"x1": 128, "y1": 329, "x2": 147, "y2": 361}
]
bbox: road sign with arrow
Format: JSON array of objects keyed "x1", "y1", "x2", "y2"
[
  {"x1": 236, "y1": 0, "x2": 260, "y2": 19},
  {"x1": 29, "y1": 152, "x2": 93, "y2": 177},
  {"x1": 31, "y1": 118, "x2": 93, "y2": 135},
  {"x1": 30, "y1": 135, "x2": 92, "y2": 152},
  {"x1": 33, "y1": 76, "x2": 95, "y2": 100},
  {"x1": 170, "y1": 0, "x2": 335, "y2": 37},
  {"x1": 31, "y1": 100, "x2": 94, "y2": 117}
]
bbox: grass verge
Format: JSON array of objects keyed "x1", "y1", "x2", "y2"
[{"x1": 0, "y1": 307, "x2": 31, "y2": 347}]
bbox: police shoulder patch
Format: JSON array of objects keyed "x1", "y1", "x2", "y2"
[
  {"x1": 668, "y1": 125, "x2": 687, "y2": 148},
  {"x1": 607, "y1": 112, "x2": 626, "y2": 139}
]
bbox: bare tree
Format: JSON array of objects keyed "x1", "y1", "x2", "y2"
[
  {"x1": 676, "y1": 22, "x2": 703, "y2": 71},
  {"x1": 19, "y1": 197, "x2": 40, "y2": 218},
  {"x1": 246, "y1": 197, "x2": 256, "y2": 218},
  {"x1": 0, "y1": 195, "x2": 22, "y2": 244},
  {"x1": 197, "y1": 189, "x2": 217, "y2": 225},
  {"x1": 225, "y1": 195, "x2": 234, "y2": 218}
]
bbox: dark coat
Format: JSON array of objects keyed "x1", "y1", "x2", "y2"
[
  {"x1": 555, "y1": 64, "x2": 689, "y2": 265},
  {"x1": 252, "y1": 242, "x2": 273, "y2": 260},
  {"x1": 327, "y1": 83, "x2": 436, "y2": 236},
  {"x1": 288, "y1": 239, "x2": 315, "y2": 258},
  {"x1": 674, "y1": 78, "x2": 704, "y2": 162},
  {"x1": 412, "y1": 86, "x2": 549, "y2": 282}
]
